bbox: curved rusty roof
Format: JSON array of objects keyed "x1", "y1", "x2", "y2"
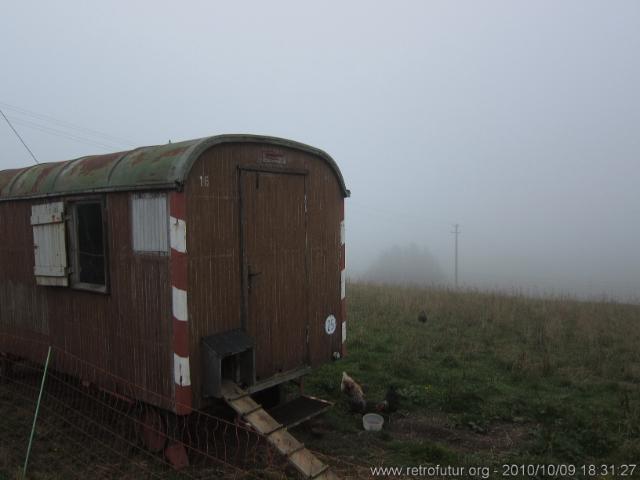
[{"x1": 0, "y1": 134, "x2": 349, "y2": 201}]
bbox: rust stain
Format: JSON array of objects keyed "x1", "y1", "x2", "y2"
[
  {"x1": 129, "y1": 150, "x2": 148, "y2": 166},
  {"x1": 72, "y1": 152, "x2": 125, "y2": 176},
  {"x1": 30, "y1": 163, "x2": 64, "y2": 193},
  {"x1": 157, "y1": 146, "x2": 190, "y2": 159},
  {"x1": 130, "y1": 146, "x2": 189, "y2": 167},
  {"x1": 0, "y1": 168, "x2": 25, "y2": 193}
]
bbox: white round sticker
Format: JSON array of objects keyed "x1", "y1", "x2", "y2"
[{"x1": 325, "y1": 315, "x2": 337, "y2": 335}]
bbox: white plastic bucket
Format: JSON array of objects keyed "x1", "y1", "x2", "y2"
[{"x1": 362, "y1": 413, "x2": 384, "y2": 431}]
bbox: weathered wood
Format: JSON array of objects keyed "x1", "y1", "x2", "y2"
[
  {"x1": 221, "y1": 381, "x2": 339, "y2": 479},
  {"x1": 289, "y1": 447, "x2": 329, "y2": 478},
  {"x1": 0, "y1": 137, "x2": 348, "y2": 417},
  {"x1": 268, "y1": 429, "x2": 304, "y2": 456}
]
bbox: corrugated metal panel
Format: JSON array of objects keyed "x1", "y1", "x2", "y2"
[
  {"x1": 131, "y1": 193, "x2": 169, "y2": 253},
  {"x1": 31, "y1": 202, "x2": 68, "y2": 286}
]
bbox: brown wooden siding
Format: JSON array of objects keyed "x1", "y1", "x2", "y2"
[
  {"x1": 0, "y1": 141, "x2": 345, "y2": 413},
  {"x1": 186, "y1": 144, "x2": 343, "y2": 408},
  {"x1": 0, "y1": 193, "x2": 174, "y2": 409}
]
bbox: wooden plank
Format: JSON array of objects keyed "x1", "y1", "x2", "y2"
[
  {"x1": 268, "y1": 429, "x2": 304, "y2": 456},
  {"x1": 227, "y1": 395, "x2": 261, "y2": 416},
  {"x1": 244, "y1": 408, "x2": 282, "y2": 435},
  {"x1": 220, "y1": 379, "x2": 250, "y2": 401},
  {"x1": 32, "y1": 221, "x2": 68, "y2": 280},
  {"x1": 35, "y1": 276, "x2": 68, "y2": 287},
  {"x1": 220, "y1": 381, "x2": 339, "y2": 479},
  {"x1": 34, "y1": 265, "x2": 66, "y2": 276},
  {"x1": 289, "y1": 448, "x2": 328, "y2": 478},
  {"x1": 31, "y1": 202, "x2": 64, "y2": 225},
  {"x1": 30, "y1": 212, "x2": 64, "y2": 225}
]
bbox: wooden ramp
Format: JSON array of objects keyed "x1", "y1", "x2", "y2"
[{"x1": 221, "y1": 380, "x2": 339, "y2": 480}]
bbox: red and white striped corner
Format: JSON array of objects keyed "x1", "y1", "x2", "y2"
[
  {"x1": 340, "y1": 201, "x2": 347, "y2": 356},
  {"x1": 169, "y1": 192, "x2": 191, "y2": 415}
]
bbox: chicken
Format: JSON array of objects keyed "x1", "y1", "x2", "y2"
[
  {"x1": 340, "y1": 371, "x2": 366, "y2": 412},
  {"x1": 341, "y1": 373, "x2": 400, "y2": 414},
  {"x1": 376, "y1": 385, "x2": 399, "y2": 413}
]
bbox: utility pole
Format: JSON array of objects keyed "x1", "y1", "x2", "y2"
[{"x1": 452, "y1": 224, "x2": 460, "y2": 287}]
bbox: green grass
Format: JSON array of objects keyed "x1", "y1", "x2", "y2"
[
  {"x1": 3, "y1": 282, "x2": 639, "y2": 478},
  {"x1": 298, "y1": 282, "x2": 640, "y2": 473}
]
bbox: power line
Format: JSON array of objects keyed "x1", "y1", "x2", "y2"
[
  {"x1": 0, "y1": 108, "x2": 39, "y2": 164},
  {"x1": 0, "y1": 100, "x2": 136, "y2": 147},
  {"x1": 7, "y1": 116, "x2": 126, "y2": 151}
]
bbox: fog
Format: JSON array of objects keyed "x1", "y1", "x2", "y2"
[{"x1": 1, "y1": 1, "x2": 639, "y2": 301}]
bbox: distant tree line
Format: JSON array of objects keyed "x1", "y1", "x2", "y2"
[{"x1": 363, "y1": 243, "x2": 446, "y2": 285}]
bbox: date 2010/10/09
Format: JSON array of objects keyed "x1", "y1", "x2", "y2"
[{"x1": 501, "y1": 464, "x2": 636, "y2": 477}]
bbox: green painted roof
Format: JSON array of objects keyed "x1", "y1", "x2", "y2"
[{"x1": 0, "y1": 134, "x2": 349, "y2": 201}]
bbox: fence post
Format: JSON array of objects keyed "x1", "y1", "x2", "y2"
[{"x1": 22, "y1": 345, "x2": 52, "y2": 480}]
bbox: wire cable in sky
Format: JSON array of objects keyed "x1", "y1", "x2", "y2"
[
  {"x1": 0, "y1": 108, "x2": 39, "y2": 164},
  {"x1": 7, "y1": 116, "x2": 126, "y2": 151},
  {"x1": 0, "y1": 100, "x2": 136, "y2": 147}
]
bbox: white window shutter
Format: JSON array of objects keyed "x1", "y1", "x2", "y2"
[
  {"x1": 131, "y1": 193, "x2": 169, "y2": 253},
  {"x1": 31, "y1": 202, "x2": 69, "y2": 286}
]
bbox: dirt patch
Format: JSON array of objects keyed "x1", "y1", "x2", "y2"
[{"x1": 386, "y1": 414, "x2": 530, "y2": 453}]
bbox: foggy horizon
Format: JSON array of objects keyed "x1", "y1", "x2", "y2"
[{"x1": 2, "y1": 1, "x2": 639, "y2": 303}]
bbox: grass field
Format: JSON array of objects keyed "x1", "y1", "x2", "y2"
[
  {"x1": 297, "y1": 282, "x2": 640, "y2": 475},
  {"x1": 2, "y1": 282, "x2": 639, "y2": 479}
]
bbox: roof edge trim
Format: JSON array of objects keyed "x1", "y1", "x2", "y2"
[{"x1": 0, "y1": 183, "x2": 179, "y2": 203}]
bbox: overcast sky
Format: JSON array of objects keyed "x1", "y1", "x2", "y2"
[{"x1": 1, "y1": 1, "x2": 639, "y2": 301}]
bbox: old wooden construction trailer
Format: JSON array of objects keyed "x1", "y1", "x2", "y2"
[{"x1": 0, "y1": 134, "x2": 349, "y2": 477}]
